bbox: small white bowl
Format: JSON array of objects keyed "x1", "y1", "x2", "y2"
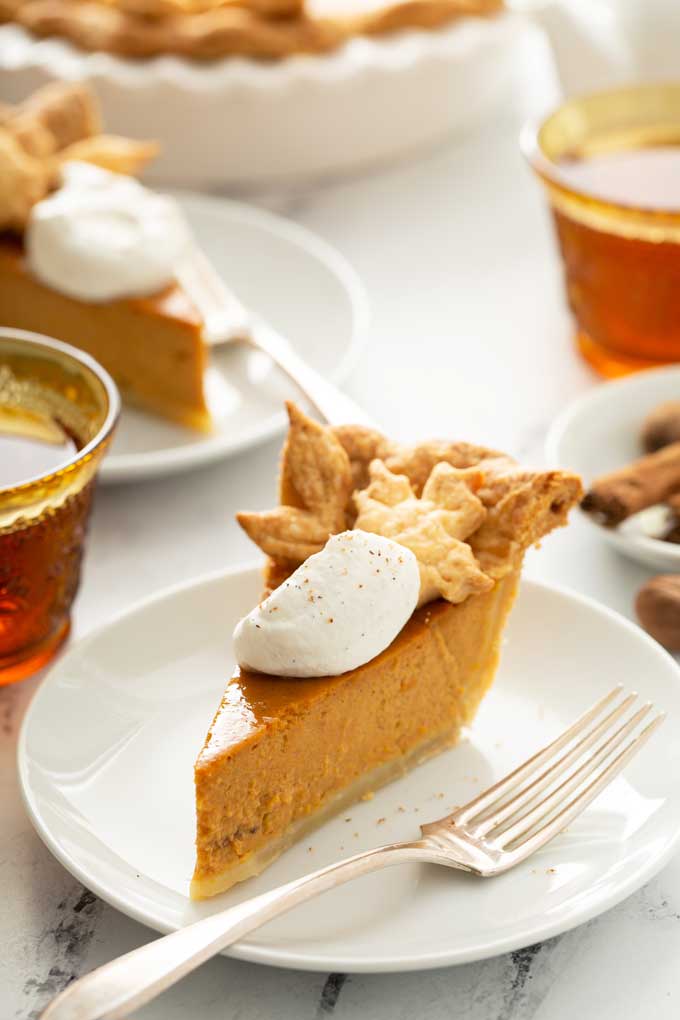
[{"x1": 546, "y1": 366, "x2": 680, "y2": 572}]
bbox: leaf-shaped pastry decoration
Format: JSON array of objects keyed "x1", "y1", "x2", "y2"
[
  {"x1": 238, "y1": 403, "x2": 354, "y2": 566},
  {"x1": 331, "y1": 423, "x2": 392, "y2": 496},
  {"x1": 51, "y1": 135, "x2": 160, "y2": 180},
  {"x1": 237, "y1": 407, "x2": 583, "y2": 608},
  {"x1": 0, "y1": 81, "x2": 156, "y2": 232},
  {"x1": 470, "y1": 471, "x2": 584, "y2": 579},
  {"x1": 236, "y1": 507, "x2": 332, "y2": 565},
  {"x1": 354, "y1": 460, "x2": 493, "y2": 606},
  {"x1": 0, "y1": 131, "x2": 49, "y2": 231},
  {"x1": 384, "y1": 440, "x2": 508, "y2": 496},
  {"x1": 278, "y1": 402, "x2": 353, "y2": 529}
]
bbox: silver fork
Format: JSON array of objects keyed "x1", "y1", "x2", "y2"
[
  {"x1": 177, "y1": 243, "x2": 375, "y2": 428},
  {"x1": 41, "y1": 686, "x2": 662, "y2": 1020}
]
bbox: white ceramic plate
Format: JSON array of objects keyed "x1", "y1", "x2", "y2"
[
  {"x1": 19, "y1": 567, "x2": 680, "y2": 973},
  {"x1": 547, "y1": 367, "x2": 680, "y2": 572},
  {"x1": 99, "y1": 193, "x2": 368, "y2": 484}
]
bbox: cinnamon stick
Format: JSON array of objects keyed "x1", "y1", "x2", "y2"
[
  {"x1": 640, "y1": 400, "x2": 680, "y2": 453},
  {"x1": 581, "y1": 441, "x2": 680, "y2": 526}
]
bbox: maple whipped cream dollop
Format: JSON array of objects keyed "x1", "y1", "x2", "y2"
[
  {"x1": 26, "y1": 162, "x2": 191, "y2": 302},
  {"x1": 233, "y1": 531, "x2": 420, "y2": 678}
]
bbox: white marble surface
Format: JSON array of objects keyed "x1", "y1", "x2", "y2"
[{"x1": 3, "y1": 27, "x2": 680, "y2": 1020}]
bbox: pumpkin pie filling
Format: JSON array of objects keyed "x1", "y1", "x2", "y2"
[{"x1": 191, "y1": 405, "x2": 582, "y2": 898}]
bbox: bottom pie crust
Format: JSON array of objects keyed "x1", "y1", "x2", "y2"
[{"x1": 190, "y1": 722, "x2": 464, "y2": 899}]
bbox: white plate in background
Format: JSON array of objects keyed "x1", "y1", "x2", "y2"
[
  {"x1": 18, "y1": 567, "x2": 680, "y2": 972},
  {"x1": 547, "y1": 366, "x2": 680, "y2": 571},
  {"x1": 98, "y1": 193, "x2": 368, "y2": 484}
]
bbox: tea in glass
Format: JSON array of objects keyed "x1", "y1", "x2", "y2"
[
  {"x1": 0, "y1": 329, "x2": 119, "y2": 683},
  {"x1": 523, "y1": 84, "x2": 680, "y2": 377}
]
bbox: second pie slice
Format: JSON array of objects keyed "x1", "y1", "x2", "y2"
[{"x1": 0, "y1": 81, "x2": 211, "y2": 431}]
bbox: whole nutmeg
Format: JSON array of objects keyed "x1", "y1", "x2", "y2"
[
  {"x1": 635, "y1": 574, "x2": 680, "y2": 650},
  {"x1": 640, "y1": 401, "x2": 680, "y2": 453}
]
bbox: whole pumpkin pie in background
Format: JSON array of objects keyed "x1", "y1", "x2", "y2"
[
  {"x1": 191, "y1": 403, "x2": 582, "y2": 899},
  {"x1": 0, "y1": 81, "x2": 211, "y2": 430},
  {"x1": 0, "y1": 0, "x2": 505, "y2": 61}
]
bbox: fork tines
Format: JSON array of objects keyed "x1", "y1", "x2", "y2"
[{"x1": 451, "y1": 686, "x2": 664, "y2": 866}]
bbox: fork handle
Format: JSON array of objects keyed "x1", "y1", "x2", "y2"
[
  {"x1": 41, "y1": 841, "x2": 428, "y2": 1020},
  {"x1": 245, "y1": 319, "x2": 376, "y2": 428}
]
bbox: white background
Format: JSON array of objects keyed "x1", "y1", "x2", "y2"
[{"x1": 2, "y1": 25, "x2": 680, "y2": 1020}]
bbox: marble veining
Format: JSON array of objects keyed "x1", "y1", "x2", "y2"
[
  {"x1": 316, "y1": 973, "x2": 349, "y2": 1016},
  {"x1": 20, "y1": 886, "x2": 103, "y2": 1019}
]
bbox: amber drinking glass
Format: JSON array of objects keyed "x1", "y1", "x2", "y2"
[
  {"x1": 0, "y1": 329, "x2": 119, "y2": 684},
  {"x1": 523, "y1": 84, "x2": 680, "y2": 377}
]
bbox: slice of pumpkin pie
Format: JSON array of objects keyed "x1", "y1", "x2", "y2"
[
  {"x1": 191, "y1": 404, "x2": 582, "y2": 898},
  {"x1": 0, "y1": 81, "x2": 210, "y2": 430}
]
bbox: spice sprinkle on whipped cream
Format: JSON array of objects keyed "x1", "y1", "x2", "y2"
[
  {"x1": 233, "y1": 530, "x2": 420, "y2": 678},
  {"x1": 26, "y1": 161, "x2": 192, "y2": 302}
]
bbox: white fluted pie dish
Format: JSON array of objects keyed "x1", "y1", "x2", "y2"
[{"x1": 0, "y1": 15, "x2": 523, "y2": 188}]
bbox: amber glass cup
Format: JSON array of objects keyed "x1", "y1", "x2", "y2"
[
  {"x1": 0, "y1": 329, "x2": 119, "y2": 684},
  {"x1": 523, "y1": 84, "x2": 680, "y2": 377}
]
